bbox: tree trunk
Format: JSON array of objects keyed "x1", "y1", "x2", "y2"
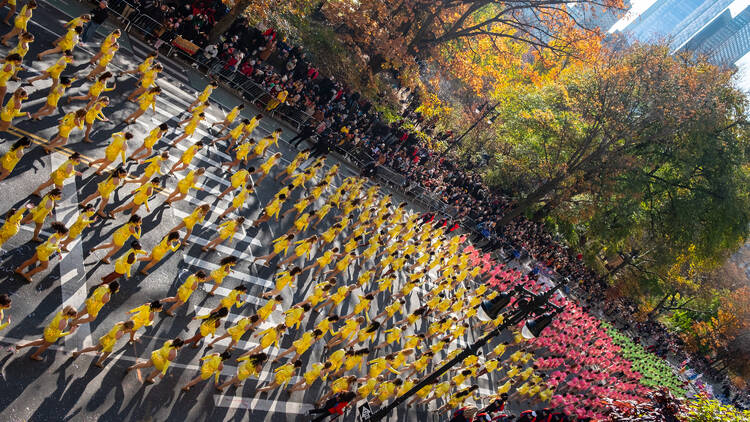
[
  {"x1": 210, "y1": 0, "x2": 250, "y2": 42},
  {"x1": 499, "y1": 176, "x2": 565, "y2": 225},
  {"x1": 647, "y1": 293, "x2": 671, "y2": 320}
]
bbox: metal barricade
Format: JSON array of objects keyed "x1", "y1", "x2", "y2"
[{"x1": 129, "y1": 13, "x2": 164, "y2": 37}]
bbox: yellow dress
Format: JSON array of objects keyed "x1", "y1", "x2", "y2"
[
  {"x1": 139, "y1": 68, "x2": 159, "y2": 88},
  {"x1": 228, "y1": 122, "x2": 245, "y2": 140},
  {"x1": 138, "y1": 90, "x2": 158, "y2": 111},
  {"x1": 98, "y1": 323, "x2": 124, "y2": 353},
  {"x1": 150, "y1": 234, "x2": 180, "y2": 261},
  {"x1": 43, "y1": 311, "x2": 72, "y2": 343},
  {"x1": 236, "y1": 357, "x2": 260, "y2": 381},
  {"x1": 115, "y1": 248, "x2": 146, "y2": 276},
  {"x1": 1, "y1": 98, "x2": 25, "y2": 123},
  {"x1": 229, "y1": 169, "x2": 249, "y2": 189},
  {"x1": 150, "y1": 340, "x2": 175, "y2": 374},
  {"x1": 0, "y1": 148, "x2": 22, "y2": 172},
  {"x1": 58, "y1": 112, "x2": 83, "y2": 138},
  {"x1": 176, "y1": 274, "x2": 201, "y2": 303},
  {"x1": 197, "y1": 85, "x2": 214, "y2": 103},
  {"x1": 283, "y1": 306, "x2": 305, "y2": 330},
  {"x1": 105, "y1": 132, "x2": 128, "y2": 163},
  {"x1": 88, "y1": 79, "x2": 113, "y2": 98},
  {"x1": 291, "y1": 330, "x2": 316, "y2": 354},
  {"x1": 84, "y1": 285, "x2": 110, "y2": 318},
  {"x1": 302, "y1": 362, "x2": 326, "y2": 386},
  {"x1": 218, "y1": 220, "x2": 239, "y2": 241},
  {"x1": 137, "y1": 56, "x2": 155, "y2": 74},
  {"x1": 36, "y1": 233, "x2": 62, "y2": 262},
  {"x1": 199, "y1": 354, "x2": 223, "y2": 381},
  {"x1": 259, "y1": 154, "x2": 278, "y2": 174},
  {"x1": 0, "y1": 207, "x2": 25, "y2": 245},
  {"x1": 132, "y1": 182, "x2": 154, "y2": 210},
  {"x1": 180, "y1": 144, "x2": 199, "y2": 165},
  {"x1": 272, "y1": 363, "x2": 296, "y2": 387},
  {"x1": 197, "y1": 314, "x2": 219, "y2": 337},
  {"x1": 177, "y1": 170, "x2": 200, "y2": 195},
  {"x1": 13, "y1": 5, "x2": 31, "y2": 31},
  {"x1": 0, "y1": 63, "x2": 16, "y2": 88},
  {"x1": 264, "y1": 198, "x2": 283, "y2": 220},
  {"x1": 358, "y1": 378, "x2": 378, "y2": 398},
  {"x1": 257, "y1": 326, "x2": 280, "y2": 349},
  {"x1": 58, "y1": 27, "x2": 78, "y2": 51},
  {"x1": 256, "y1": 298, "x2": 278, "y2": 321},
  {"x1": 9, "y1": 40, "x2": 29, "y2": 59},
  {"x1": 182, "y1": 206, "x2": 206, "y2": 230},
  {"x1": 231, "y1": 186, "x2": 252, "y2": 210},
  {"x1": 85, "y1": 103, "x2": 107, "y2": 125},
  {"x1": 30, "y1": 194, "x2": 56, "y2": 224},
  {"x1": 47, "y1": 56, "x2": 72, "y2": 80},
  {"x1": 219, "y1": 289, "x2": 245, "y2": 311},
  {"x1": 142, "y1": 127, "x2": 163, "y2": 149},
  {"x1": 217, "y1": 106, "x2": 239, "y2": 124},
  {"x1": 112, "y1": 222, "x2": 140, "y2": 247},
  {"x1": 226, "y1": 317, "x2": 252, "y2": 342},
  {"x1": 209, "y1": 263, "x2": 233, "y2": 285},
  {"x1": 384, "y1": 327, "x2": 402, "y2": 345},
  {"x1": 129, "y1": 304, "x2": 153, "y2": 330},
  {"x1": 327, "y1": 349, "x2": 345, "y2": 372}
]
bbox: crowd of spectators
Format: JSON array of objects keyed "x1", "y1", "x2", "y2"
[{"x1": 108, "y1": 0, "x2": 749, "y2": 406}]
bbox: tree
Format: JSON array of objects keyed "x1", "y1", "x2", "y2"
[
  {"x1": 321, "y1": 0, "x2": 624, "y2": 74},
  {"x1": 489, "y1": 43, "x2": 750, "y2": 240},
  {"x1": 209, "y1": 0, "x2": 317, "y2": 41}
]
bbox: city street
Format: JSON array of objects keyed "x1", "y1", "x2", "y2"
[{"x1": 0, "y1": 2, "x2": 507, "y2": 421}]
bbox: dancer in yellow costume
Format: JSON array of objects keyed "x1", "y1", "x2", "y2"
[
  {"x1": 168, "y1": 140, "x2": 203, "y2": 174},
  {"x1": 206, "y1": 256, "x2": 238, "y2": 295},
  {"x1": 0, "y1": 206, "x2": 28, "y2": 248},
  {"x1": 167, "y1": 203, "x2": 209, "y2": 245},
  {"x1": 181, "y1": 351, "x2": 231, "y2": 391},
  {"x1": 183, "y1": 307, "x2": 229, "y2": 348},
  {"x1": 32, "y1": 152, "x2": 82, "y2": 197},
  {"x1": 201, "y1": 216, "x2": 245, "y2": 253},
  {"x1": 164, "y1": 167, "x2": 205, "y2": 206},
  {"x1": 79, "y1": 166, "x2": 126, "y2": 217},
  {"x1": 15, "y1": 305, "x2": 77, "y2": 360},
  {"x1": 215, "y1": 165, "x2": 253, "y2": 200},
  {"x1": 216, "y1": 352, "x2": 268, "y2": 392},
  {"x1": 14, "y1": 221, "x2": 67, "y2": 281},
  {"x1": 251, "y1": 192, "x2": 287, "y2": 227},
  {"x1": 126, "y1": 337, "x2": 184, "y2": 383},
  {"x1": 0, "y1": 87, "x2": 28, "y2": 132},
  {"x1": 69, "y1": 281, "x2": 119, "y2": 326},
  {"x1": 188, "y1": 82, "x2": 217, "y2": 110},
  {"x1": 72, "y1": 320, "x2": 135, "y2": 367},
  {"x1": 110, "y1": 176, "x2": 159, "y2": 218},
  {"x1": 48, "y1": 108, "x2": 85, "y2": 150},
  {"x1": 89, "y1": 29, "x2": 121, "y2": 64},
  {"x1": 30, "y1": 74, "x2": 74, "y2": 120},
  {"x1": 206, "y1": 314, "x2": 260, "y2": 351},
  {"x1": 253, "y1": 233, "x2": 294, "y2": 266},
  {"x1": 137, "y1": 231, "x2": 180, "y2": 275},
  {"x1": 68, "y1": 72, "x2": 117, "y2": 108},
  {"x1": 27, "y1": 50, "x2": 73, "y2": 88},
  {"x1": 0, "y1": 136, "x2": 30, "y2": 182},
  {"x1": 126, "y1": 62, "x2": 163, "y2": 101},
  {"x1": 130, "y1": 123, "x2": 168, "y2": 162},
  {"x1": 211, "y1": 118, "x2": 249, "y2": 152},
  {"x1": 123, "y1": 86, "x2": 161, "y2": 124},
  {"x1": 59, "y1": 203, "x2": 95, "y2": 252},
  {"x1": 20, "y1": 187, "x2": 61, "y2": 242},
  {"x1": 211, "y1": 103, "x2": 244, "y2": 134},
  {"x1": 161, "y1": 270, "x2": 207, "y2": 315},
  {"x1": 82, "y1": 96, "x2": 110, "y2": 143},
  {"x1": 0, "y1": 0, "x2": 36, "y2": 46},
  {"x1": 169, "y1": 112, "x2": 204, "y2": 147},
  {"x1": 120, "y1": 51, "x2": 158, "y2": 77},
  {"x1": 127, "y1": 300, "x2": 163, "y2": 342},
  {"x1": 256, "y1": 360, "x2": 303, "y2": 393},
  {"x1": 0, "y1": 52, "x2": 22, "y2": 103},
  {"x1": 90, "y1": 214, "x2": 141, "y2": 263},
  {"x1": 89, "y1": 131, "x2": 133, "y2": 174}
]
